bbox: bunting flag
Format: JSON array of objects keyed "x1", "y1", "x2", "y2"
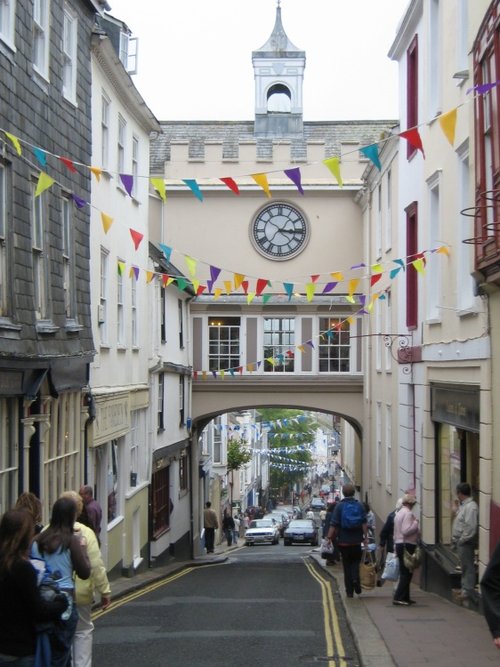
[
  {"x1": 322, "y1": 157, "x2": 343, "y2": 187},
  {"x1": 283, "y1": 283, "x2": 294, "y2": 301},
  {"x1": 220, "y1": 177, "x2": 240, "y2": 194},
  {"x1": 370, "y1": 273, "x2": 382, "y2": 287},
  {"x1": 234, "y1": 273, "x2": 245, "y2": 290},
  {"x1": 360, "y1": 144, "x2": 381, "y2": 170},
  {"x1": 262, "y1": 293, "x2": 272, "y2": 304},
  {"x1": 183, "y1": 178, "x2": 203, "y2": 201},
  {"x1": 150, "y1": 177, "x2": 167, "y2": 202},
  {"x1": 256, "y1": 278, "x2": 268, "y2": 296},
  {"x1": 247, "y1": 292, "x2": 256, "y2": 304},
  {"x1": 330, "y1": 271, "x2": 344, "y2": 281},
  {"x1": 284, "y1": 167, "x2": 304, "y2": 195},
  {"x1": 436, "y1": 245, "x2": 450, "y2": 255},
  {"x1": 184, "y1": 255, "x2": 197, "y2": 277},
  {"x1": 191, "y1": 279, "x2": 200, "y2": 293},
  {"x1": 120, "y1": 174, "x2": 134, "y2": 196},
  {"x1": 389, "y1": 267, "x2": 401, "y2": 279},
  {"x1": 251, "y1": 173, "x2": 271, "y2": 197},
  {"x1": 214, "y1": 287, "x2": 223, "y2": 299},
  {"x1": 412, "y1": 258, "x2": 426, "y2": 273},
  {"x1": 176, "y1": 277, "x2": 188, "y2": 291},
  {"x1": 35, "y1": 172, "x2": 55, "y2": 197},
  {"x1": 210, "y1": 266, "x2": 221, "y2": 283},
  {"x1": 305, "y1": 283, "x2": 315, "y2": 301},
  {"x1": 59, "y1": 156, "x2": 77, "y2": 173},
  {"x1": 146, "y1": 271, "x2": 155, "y2": 283},
  {"x1": 347, "y1": 278, "x2": 360, "y2": 303},
  {"x1": 117, "y1": 261, "x2": 126, "y2": 276},
  {"x1": 89, "y1": 166, "x2": 102, "y2": 182},
  {"x1": 438, "y1": 108, "x2": 457, "y2": 146},
  {"x1": 71, "y1": 194, "x2": 87, "y2": 209},
  {"x1": 4, "y1": 132, "x2": 22, "y2": 156},
  {"x1": 400, "y1": 128, "x2": 425, "y2": 157},
  {"x1": 33, "y1": 147, "x2": 47, "y2": 166},
  {"x1": 322, "y1": 281, "x2": 338, "y2": 294},
  {"x1": 467, "y1": 79, "x2": 500, "y2": 95},
  {"x1": 101, "y1": 213, "x2": 114, "y2": 233},
  {"x1": 371, "y1": 263, "x2": 383, "y2": 274},
  {"x1": 130, "y1": 266, "x2": 140, "y2": 281},
  {"x1": 159, "y1": 244, "x2": 172, "y2": 262},
  {"x1": 129, "y1": 228, "x2": 144, "y2": 250},
  {"x1": 241, "y1": 280, "x2": 249, "y2": 295}
]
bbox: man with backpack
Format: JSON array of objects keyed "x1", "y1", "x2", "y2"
[{"x1": 326, "y1": 483, "x2": 368, "y2": 597}]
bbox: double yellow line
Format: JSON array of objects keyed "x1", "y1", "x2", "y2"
[{"x1": 303, "y1": 558, "x2": 347, "y2": 667}]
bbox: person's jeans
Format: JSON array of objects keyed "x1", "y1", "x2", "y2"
[
  {"x1": 457, "y1": 543, "x2": 477, "y2": 600},
  {"x1": 49, "y1": 602, "x2": 79, "y2": 667},
  {"x1": 72, "y1": 602, "x2": 94, "y2": 667},
  {"x1": 224, "y1": 529, "x2": 233, "y2": 546},
  {"x1": 233, "y1": 529, "x2": 239, "y2": 543},
  {"x1": 394, "y1": 543, "x2": 415, "y2": 602},
  {"x1": 338, "y1": 544, "x2": 362, "y2": 595},
  {"x1": 205, "y1": 527, "x2": 215, "y2": 552}
]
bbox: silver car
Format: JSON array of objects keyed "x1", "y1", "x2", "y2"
[{"x1": 245, "y1": 519, "x2": 280, "y2": 546}]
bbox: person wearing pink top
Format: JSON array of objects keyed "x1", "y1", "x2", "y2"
[{"x1": 392, "y1": 494, "x2": 420, "y2": 606}]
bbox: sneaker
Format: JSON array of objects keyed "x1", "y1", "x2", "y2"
[
  {"x1": 393, "y1": 600, "x2": 410, "y2": 606},
  {"x1": 408, "y1": 599, "x2": 417, "y2": 605},
  {"x1": 354, "y1": 582, "x2": 362, "y2": 595}
]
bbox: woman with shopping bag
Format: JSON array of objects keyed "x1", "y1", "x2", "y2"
[{"x1": 392, "y1": 494, "x2": 420, "y2": 606}]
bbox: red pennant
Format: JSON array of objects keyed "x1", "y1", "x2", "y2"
[
  {"x1": 59, "y1": 156, "x2": 77, "y2": 172},
  {"x1": 400, "y1": 128, "x2": 425, "y2": 157},
  {"x1": 310, "y1": 274, "x2": 320, "y2": 283},
  {"x1": 370, "y1": 273, "x2": 382, "y2": 287},
  {"x1": 220, "y1": 177, "x2": 240, "y2": 195},
  {"x1": 129, "y1": 228, "x2": 144, "y2": 250},
  {"x1": 196, "y1": 285, "x2": 206, "y2": 295},
  {"x1": 256, "y1": 278, "x2": 268, "y2": 296},
  {"x1": 241, "y1": 280, "x2": 249, "y2": 295}
]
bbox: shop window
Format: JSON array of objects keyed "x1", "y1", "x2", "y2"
[
  {"x1": 152, "y1": 465, "x2": 170, "y2": 538},
  {"x1": 0, "y1": 397, "x2": 19, "y2": 515},
  {"x1": 107, "y1": 439, "x2": 120, "y2": 522},
  {"x1": 179, "y1": 453, "x2": 188, "y2": 491}
]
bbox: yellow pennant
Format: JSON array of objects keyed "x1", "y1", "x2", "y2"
[
  {"x1": 247, "y1": 292, "x2": 256, "y2": 304},
  {"x1": 89, "y1": 166, "x2": 102, "y2": 182},
  {"x1": 35, "y1": 171, "x2": 55, "y2": 197},
  {"x1": 234, "y1": 273, "x2": 245, "y2": 290},
  {"x1": 150, "y1": 177, "x2": 167, "y2": 202},
  {"x1": 101, "y1": 213, "x2": 114, "y2": 233},
  {"x1": 438, "y1": 108, "x2": 457, "y2": 146},
  {"x1": 5, "y1": 132, "x2": 22, "y2": 156},
  {"x1": 323, "y1": 156, "x2": 343, "y2": 188},
  {"x1": 251, "y1": 173, "x2": 271, "y2": 198},
  {"x1": 224, "y1": 281, "x2": 232, "y2": 295},
  {"x1": 214, "y1": 288, "x2": 223, "y2": 299},
  {"x1": 331, "y1": 271, "x2": 344, "y2": 281},
  {"x1": 146, "y1": 271, "x2": 155, "y2": 283},
  {"x1": 185, "y1": 255, "x2": 197, "y2": 277}
]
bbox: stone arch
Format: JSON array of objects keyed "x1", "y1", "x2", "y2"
[{"x1": 266, "y1": 83, "x2": 291, "y2": 112}]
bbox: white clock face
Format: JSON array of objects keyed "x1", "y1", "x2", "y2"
[{"x1": 250, "y1": 203, "x2": 310, "y2": 260}]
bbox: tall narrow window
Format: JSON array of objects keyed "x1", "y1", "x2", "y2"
[
  {"x1": 457, "y1": 146, "x2": 475, "y2": 311},
  {"x1": 178, "y1": 299, "x2": 184, "y2": 349},
  {"x1": 32, "y1": 183, "x2": 48, "y2": 320},
  {"x1": 117, "y1": 262, "x2": 125, "y2": 345},
  {"x1": 33, "y1": 0, "x2": 50, "y2": 79},
  {"x1": 0, "y1": 398, "x2": 18, "y2": 516},
  {"x1": 101, "y1": 94, "x2": 110, "y2": 170},
  {"x1": 385, "y1": 404, "x2": 392, "y2": 488},
  {"x1": 179, "y1": 376, "x2": 185, "y2": 426},
  {"x1": 107, "y1": 439, "x2": 121, "y2": 523},
  {"x1": 375, "y1": 183, "x2": 382, "y2": 259},
  {"x1": 0, "y1": 0, "x2": 15, "y2": 48},
  {"x1": 213, "y1": 417, "x2": 222, "y2": 463},
  {"x1": 62, "y1": 4, "x2": 77, "y2": 103},
  {"x1": 61, "y1": 195, "x2": 75, "y2": 319},
  {"x1": 318, "y1": 318, "x2": 350, "y2": 373},
  {"x1": 406, "y1": 202, "x2": 419, "y2": 330},
  {"x1": 406, "y1": 35, "x2": 418, "y2": 159},
  {"x1": 152, "y1": 466, "x2": 170, "y2": 537},
  {"x1": 427, "y1": 176, "x2": 441, "y2": 320},
  {"x1": 263, "y1": 317, "x2": 295, "y2": 372},
  {"x1": 157, "y1": 373, "x2": 164, "y2": 431},
  {"x1": 160, "y1": 287, "x2": 167, "y2": 343},
  {"x1": 376, "y1": 402, "x2": 382, "y2": 479},
  {"x1": 0, "y1": 163, "x2": 8, "y2": 316},
  {"x1": 385, "y1": 169, "x2": 392, "y2": 251},
  {"x1": 179, "y1": 453, "x2": 188, "y2": 491},
  {"x1": 384, "y1": 291, "x2": 392, "y2": 371},
  {"x1": 428, "y1": 0, "x2": 441, "y2": 117},
  {"x1": 131, "y1": 275, "x2": 138, "y2": 347},
  {"x1": 132, "y1": 136, "x2": 139, "y2": 198},
  {"x1": 208, "y1": 317, "x2": 240, "y2": 371},
  {"x1": 117, "y1": 115, "x2": 126, "y2": 175},
  {"x1": 99, "y1": 248, "x2": 109, "y2": 345}
]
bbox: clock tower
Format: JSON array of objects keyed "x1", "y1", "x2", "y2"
[{"x1": 252, "y1": 1, "x2": 305, "y2": 138}]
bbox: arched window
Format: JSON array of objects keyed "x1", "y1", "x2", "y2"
[{"x1": 267, "y1": 84, "x2": 291, "y2": 113}]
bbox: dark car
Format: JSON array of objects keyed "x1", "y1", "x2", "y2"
[
  {"x1": 283, "y1": 519, "x2": 319, "y2": 546},
  {"x1": 310, "y1": 497, "x2": 326, "y2": 511}
]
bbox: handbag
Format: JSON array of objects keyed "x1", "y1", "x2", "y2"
[
  {"x1": 360, "y1": 550, "x2": 377, "y2": 590},
  {"x1": 403, "y1": 543, "x2": 422, "y2": 572},
  {"x1": 381, "y1": 554, "x2": 400, "y2": 581},
  {"x1": 320, "y1": 538, "x2": 334, "y2": 558}
]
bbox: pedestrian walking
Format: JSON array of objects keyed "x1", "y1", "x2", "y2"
[
  {"x1": 60, "y1": 492, "x2": 111, "y2": 667},
  {"x1": 31, "y1": 497, "x2": 91, "y2": 667},
  {"x1": 363, "y1": 502, "x2": 376, "y2": 544},
  {"x1": 222, "y1": 509, "x2": 235, "y2": 546},
  {"x1": 322, "y1": 501, "x2": 340, "y2": 566},
  {"x1": 14, "y1": 492, "x2": 44, "y2": 535},
  {"x1": 0, "y1": 509, "x2": 69, "y2": 666},
  {"x1": 480, "y1": 540, "x2": 500, "y2": 650},
  {"x1": 377, "y1": 497, "x2": 403, "y2": 586},
  {"x1": 392, "y1": 494, "x2": 419, "y2": 606},
  {"x1": 452, "y1": 482, "x2": 479, "y2": 606},
  {"x1": 79, "y1": 486, "x2": 102, "y2": 540},
  {"x1": 326, "y1": 483, "x2": 368, "y2": 597},
  {"x1": 203, "y1": 502, "x2": 219, "y2": 554},
  {"x1": 233, "y1": 514, "x2": 240, "y2": 544}
]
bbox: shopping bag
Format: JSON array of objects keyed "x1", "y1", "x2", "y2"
[
  {"x1": 381, "y1": 554, "x2": 400, "y2": 581},
  {"x1": 320, "y1": 538, "x2": 334, "y2": 558},
  {"x1": 403, "y1": 544, "x2": 422, "y2": 572},
  {"x1": 360, "y1": 551, "x2": 377, "y2": 590}
]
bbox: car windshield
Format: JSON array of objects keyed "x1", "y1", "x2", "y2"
[
  {"x1": 250, "y1": 520, "x2": 274, "y2": 528},
  {"x1": 288, "y1": 520, "x2": 314, "y2": 528}
]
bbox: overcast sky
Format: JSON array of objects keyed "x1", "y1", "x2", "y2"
[{"x1": 109, "y1": 0, "x2": 410, "y2": 122}]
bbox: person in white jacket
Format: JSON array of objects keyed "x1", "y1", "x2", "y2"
[
  {"x1": 452, "y1": 482, "x2": 479, "y2": 605},
  {"x1": 61, "y1": 491, "x2": 111, "y2": 667}
]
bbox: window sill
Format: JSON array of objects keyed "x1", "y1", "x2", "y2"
[
  {"x1": 65, "y1": 319, "x2": 83, "y2": 334},
  {"x1": 107, "y1": 515, "x2": 124, "y2": 532},
  {"x1": 457, "y1": 307, "x2": 479, "y2": 319},
  {"x1": 36, "y1": 320, "x2": 59, "y2": 334},
  {"x1": 0, "y1": 317, "x2": 22, "y2": 335}
]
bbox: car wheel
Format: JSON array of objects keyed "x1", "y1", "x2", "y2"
[
  {"x1": 312, "y1": 539, "x2": 318, "y2": 546},
  {"x1": 284, "y1": 540, "x2": 291, "y2": 546},
  {"x1": 245, "y1": 542, "x2": 250, "y2": 546}
]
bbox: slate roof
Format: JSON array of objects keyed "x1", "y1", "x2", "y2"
[{"x1": 150, "y1": 119, "x2": 398, "y2": 174}]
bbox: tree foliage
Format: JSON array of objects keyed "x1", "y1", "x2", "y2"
[{"x1": 227, "y1": 437, "x2": 252, "y2": 471}]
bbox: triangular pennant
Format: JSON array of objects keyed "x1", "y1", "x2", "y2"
[
  {"x1": 438, "y1": 108, "x2": 457, "y2": 146},
  {"x1": 323, "y1": 156, "x2": 343, "y2": 187},
  {"x1": 370, "y1": 273, "x2": 382, "y2": 287},
  {"x1": 196, "y1": 285, "x2": 206, "y2": 296},
  {"x1": 185, "y1": 255, "x2": 197, "y2": 277},
  {"x1": 251, "y1": 173, "x2": 271, "y2": 197},
  {"x1": 59, "y1": 156, "x2": 77, "y2": 173},
  {"x1": 256, "y1": 278, "x2": 268, "y2": 296},
  {"x1": 4, "y1": 132, "x2": 22, "y2": 156},
  {"x1": 360, "y1": 144, "x2": 381, "y2": 170},
  {"x1": 436, "y1": 245, "x2": 450, "y2": 255},
  {"x1": 117, "y1": 261, "x2": 126, "y2": 276},
  {"x1": 348, "y1": 278, "x2": 360, "y2": 298},
  {"x1": 234, "y1": 273, "x2": 245, "y2": 290},
  {"x1": 310, "y1": 274, "x2": 320, "y2": 283},
  {"x1": 297, "y1": 345, "x2": 306, "y2": 353},
  {"x1": 146, "y1": 271, "x2": 155, "y2": 283},
  {"x1": 33, "y1": 147, "x2": 47, "y2": 166},
  {"x1": 220, "y1": 177, "x2": 240, "y2": 194},
  {"x1": 283, "y1": 283, "x2": 294, "y2": 301},
  {"x1": 150, "y1": 177, "x2": 167, "y2": 202},
  {"x1": 305, "y1": 283, "x2": 315, "y2": 301},
  {"x1": 120, "y1": 174, "x2": 134, "y2": 196},
  {"x1": 284, "y1": 167, "x2": 304, "y2": 195},
  {"x1": 412, "y1": 258, "x2": 426, "y2": 273},
  {"x1": 371, "y1": 263, "x2": 383, "y2": 274},
  {"x1": 89, "y1": 166, "x2": 102, "y2": 182},
  {"x1": 101, "y1": 213, "x2": 114, "y2": 233},
  {"x1": 129, "y1": 228, "x2": 144, "y2": 250},
  {"x1": 224, "y1": 281, "x2": 232, "y2": 295},
  {"x1": 210, "y1": 265, "x2": 221, "y2": 283},
  {"x1": 400, "y1": 128, "x2": 425, "y2": 157},
  {"x1": 71, "y1": 194, "x2": 87, "y2": 209},
  {"x1": 206, "y1": 280, "x2": 213, "y2": 293},
  {"x1": 330, "y1": 271, "x2": 344, "y2": 281},
  {"x1": 191, "y1": 279, "x2": 200, "y2": 293},
  {"x1": 214, "y1": 288, "x2": 223, "y2": 299},
  {"x1": 182, "y1": 179, "x2": 203, "y2": 201},
  {"x1": 159, "y1": 244, "x2": 172, "y2": 262},
  {"x1": 467, "y1": 79, "x2": 500, "y2": 95},
  {"x1": 35, "y1": 172, "x2": 55, "y2": 197},
  {"x1": 306, "y1": 340, "x2": 315, "y2": 349},
  {"x1": 389, "y1": 267, "x2": 401, "y2": 280},
  {"x1": 322, "y1": 282, "x2": 338, "y2": 294},
  {"x1": 176, "y1": 277, "x2": 188, "y2": 291},
  {"x1": 247, "y1": 292, "x2": 256, "y2": 304},
  {"x1": 262, "y1": 293, "x2": 272, "y2": 304},
  {"x1": 130, "y1": 266, "x2": 140, "y2": 281},
  {"x1": 241, "y1": 280, "x2": 249, "y2": 295}
]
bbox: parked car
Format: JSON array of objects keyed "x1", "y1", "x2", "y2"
[
  {"x1": 283, "y1": 519, "x2": 319, "y2": 546},
  {"x1": 310, "y1": 497, "x2": 326, "y2": 511},
  {"x1": 245, "y1": 519, "x2": 280, "y2": 546}
]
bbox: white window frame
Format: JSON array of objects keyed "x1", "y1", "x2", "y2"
[
  {"x1": 385, "y1": 169, "x2": 392, "y2": 252},
  {"x1": 384, "y1": 291, "x2": 392, "y2": 371},
  {"x1": 427, "y1": 172, "x2": 442, "y2": 322},
  {"x1": 428, "y1": 0, "x2": 441, "y2": 118},
  {"x1": 117, "y1": 114, "x2": 126, "y2": 175},
  {"x1": 61, "y1": 194, "x2": 74, "y2": 319},
  {"x1": 375, "y1": 182, "x2": 382, "y2": 259},
  {"x1": 0, "y1": 163, "x2": 8, "y2": 316},
  {"x1": 376, "y1": 402, "x2": 382, "y2": 480},
  {"x1": 99, "y1": 247, "x2": 109, "y2": 345},
  {"x1": 0, "y1": 0, "x2": 16, "y2": 50},
  {"x1": 0, "y1": 397, "x2": 19, "y2": 516},
  {"x1": 62, "y1": 4, "x2": 77, "y2": 103},
  {"x1": 131, "y1": 274, "x2": 138, "y2": 348},
  {"x1": 385, "y1": 404, "x2": 392, "y2": 490},
  {"x1": 457, "y1": 143, "x2": 476, "y2": 313},
  {"x1": 101, "y1": 93, "x2": 110, "y2": 170},
  {"x1": 32, "y1": 182, "x2": 47, "y2": 320},
  {"x1": 132, "y1": 135, "x2": 139, "y2": 198},
  {"x1": 33, "y1": 0, "x2": 50, "y2": 80},
  {"x1": 117, "y1": 261, "x2": 125, "y2": 345}
]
